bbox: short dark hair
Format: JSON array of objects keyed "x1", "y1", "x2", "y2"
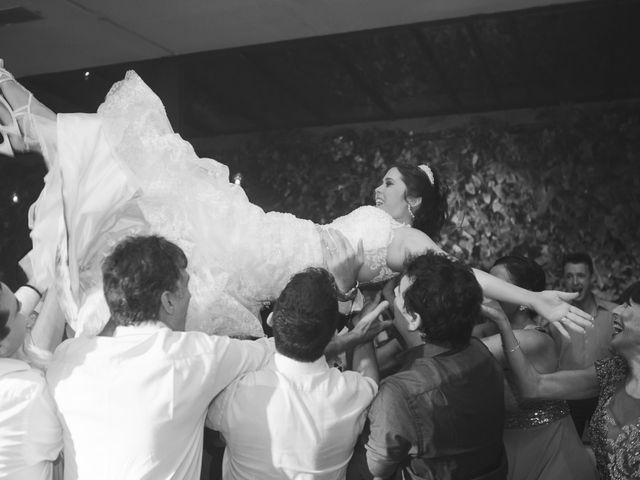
[
  {"x1": 492, "y1": 255, "x2": 546, "y2": 292},
  {"x1": 618, "y1": 281, "x2": 640, "y2": 304},
  {"x1": 403, "y1": 252, "x2": 482, "y2": 348},
  {"x1": 0, "y1": 290, "x2": 9, "y2": 341},
  {"x1": 102, "y1": 235, "x2": 187, "y2": 326},
  {"x1": 562, "y1": 252, "x2": 594, "y2": 274},
  {"x1": 271, "y1": 268, "x2": 339, "y2": 362}
]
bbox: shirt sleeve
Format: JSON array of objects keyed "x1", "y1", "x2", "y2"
[
  {"x1": 364, "y1": 380, "x2": 415, "y2": 478},
  {"x1": 25, "y1": 371, "x2": 63, "y2": 464},
  {"x1": 203, "y1": 336, "x2": 275, "y2": 399}
]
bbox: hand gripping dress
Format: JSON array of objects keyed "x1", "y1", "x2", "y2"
[{"x1": 21, "y1": 71, "x2": 405, "y2": 338}]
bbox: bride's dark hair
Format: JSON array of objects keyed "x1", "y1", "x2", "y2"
[{"x1": 394, "y1": 163, "x2": 448, "y2": 238}]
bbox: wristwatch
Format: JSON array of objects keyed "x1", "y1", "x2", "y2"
[{"x1": 336, "y1": 281, "x2": 359, "y2": 302}]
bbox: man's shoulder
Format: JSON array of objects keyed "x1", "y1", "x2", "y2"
[
  {"x1": 0, "y1": 359, "x2": 46, "y2": 403},
  {"x1": 595, "y1": 296, "x2": 617, "y2": 312}
]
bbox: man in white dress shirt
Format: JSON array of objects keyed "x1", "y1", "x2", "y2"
[
  {"x1": 0, "y1": 282, "x2": 62, "y2": 480},
  {"x1": 46, "y1": 235, "x2": 274, "y2": 480},
  {"x1": 207, "y1": 267, "x2": 388, "y2": 480}
]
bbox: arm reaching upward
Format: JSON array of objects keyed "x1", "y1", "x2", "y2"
[
  {"x1": 390, "y1": 227, "x2": 593, "y2": 330},
  {"x1": 482, "y1": 303, "x2": 600, "y2": 401}
]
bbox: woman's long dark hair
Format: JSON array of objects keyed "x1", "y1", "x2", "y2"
[{"x1": 394, "y1": 163, "x2": 448, "y2": 238}]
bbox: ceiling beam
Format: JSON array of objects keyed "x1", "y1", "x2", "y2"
[
  {"x1": 325, "y1": 41, "x2": 395, "y2": 118},
  {"x1": 238, "y1": 50, "x2": 331, "y2": 124},
  {"x1": 412, "y1": 28, "x2": 462, "y2": 112},
  {"x1": 464, "y1": 21, "x2": 501, "y2": 107},
  {"x1": 507, "y1": 14, "x2": 535, "y2": 104}
]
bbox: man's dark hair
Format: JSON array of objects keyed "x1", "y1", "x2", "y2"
[
  {"x1": 492, "y1": 255, "x2": 546, "y2": 292},
  {"x1": 618, "y1": 281, "x2": 640, "y2": 304},
  {"x1": 562, "y1": 252, "x2": 594, "y2": 274},
  {"x1": 271, "y1": 268, "x2": 339, "y2": 362},
  {"x1": 403, "y1": 252, "x2": 482, "y2": 348},
  {"x1": 102, "y1": 235, "x2": 187, "y2": 326},
  {"x1": 0, "y1": 290, "x2": 9, "y2": 341}
]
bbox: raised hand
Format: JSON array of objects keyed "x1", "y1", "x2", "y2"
[
  {"x1": 320, "y1": 228, "x2": 364, "y2": 294},
  {"x1": 533, "y1": 290, "x2": 593, "y2": 333},
  {"x1": 352, "y1": 293, "x2": 392, "y2": 343}
]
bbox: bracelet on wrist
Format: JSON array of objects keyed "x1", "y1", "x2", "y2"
[
  {"x1": 336, "y1": 282, "x2": 359, "y2": 302},
  {"x1": 505, "y1": 341, "x2": 521, "y2": 353},
  {"x1": 24, "y1": 284, "x2": 42, "y2": 298}
]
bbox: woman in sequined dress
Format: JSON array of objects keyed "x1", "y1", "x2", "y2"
[
  {"x1": 485, "y1": 281, "x2": 640, "y2": 480},
  {"x1": 0, "y1": 63, "x2": 592, "y2": 339},
  {"x1": 479, "y1": 256, "x2": 597, "y2": 480}
]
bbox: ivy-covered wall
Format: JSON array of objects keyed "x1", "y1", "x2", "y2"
[{"x1": 214, "y1": 104, "x2": 640, "y2": 298}]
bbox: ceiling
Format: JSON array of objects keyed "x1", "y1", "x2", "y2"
[
  {"x1": 2, "y1": 0, "x2": 640, "y2": 137},
  {"x1": 3, "y1": 0, "x2": 581, "y2": 77}
]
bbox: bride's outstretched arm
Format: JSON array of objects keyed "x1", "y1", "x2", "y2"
[
  {"x1": 482, "y1": 303, "x2": 599, "y2": 401},
  {"x1": 394, "y1": 227, "x2": 593, "y2": 329},
  {"x1": 473, "y1": 269, "x2": 592, "y2": 329}
]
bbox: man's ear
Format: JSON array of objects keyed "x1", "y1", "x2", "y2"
[
  {"x1": 406, "y1": 312, "x2": 422, "y2": 332},
  {"x1": 160, "y1": 290, "x2": 174, "y2": 315},
  {"x1": 266, "y1": 312, "x2": 274, "y2": 328}
]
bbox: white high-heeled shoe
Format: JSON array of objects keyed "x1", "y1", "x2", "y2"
[{"x1": 0, "y1": 60, "x2": 36, "y2": 156}]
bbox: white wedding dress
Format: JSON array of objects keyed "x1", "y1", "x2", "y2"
[{"x1": 21, "y1": 71, "x2": 407, "y2": 338}]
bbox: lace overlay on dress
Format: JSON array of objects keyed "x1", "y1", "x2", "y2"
[
  {"x1": 326, "y1": 206, "x2": 407, "y2": 285},
  {"x1": 592, "y1": 355, "x2": 640, "y2": 480},
  {"x1": 26, "y1": 72, "x2": 409, "y2": 338}
]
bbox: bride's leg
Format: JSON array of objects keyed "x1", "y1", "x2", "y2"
[{"x1": 0, "y1": 60, "x2": 56, "y2": 155}]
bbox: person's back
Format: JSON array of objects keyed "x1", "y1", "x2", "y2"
[
  {"x1": 208, "y1": 268, "x2": 380, "y2": 480},
  {"x1": 46, "y1": 235, "x2": 272, "y2": 480},
  {"x1": 350, "y1": 253, "x2": 506, "y2": 480},
  {"x1": 0, "y1": 282, "x2": 62, "y2": 480},
  {"x1": 0, "y1": 359, "x2": 62, "y2": 480},
  {"x1": 369, "y1": 338, "x2": 504, "y2": 479}
]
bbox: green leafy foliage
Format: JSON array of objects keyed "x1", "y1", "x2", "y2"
[{"x1": 235, "y1": 106, "x2": 639, "y2": 298}]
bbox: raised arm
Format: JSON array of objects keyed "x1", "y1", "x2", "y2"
[
  {"x1": 481, "y1": 327, "x2": 558, "y2": 372},
  {"x1": 390, "y1": 227, "x2": 593, "y2": 329},
  {"x1": 482, "y1": 304, "x2": 599, "y2": 401}
]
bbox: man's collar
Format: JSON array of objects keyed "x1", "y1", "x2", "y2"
[
  {"x1": 0, "y1": 357, "x2": 31, "y2": 376},
  {"x1": 274, "y1": 352, "x2": 329, "y2": 376},
  {"x1": 399, "y1": 341, "x2": 452, "y2": 363},
  {"x1": 112, "y1": 322, "x2": 169, "y2": 337}
]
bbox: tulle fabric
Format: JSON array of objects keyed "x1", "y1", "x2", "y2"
[{"x1": 21, "y1": 71, "x2": 401, "y2": 338}]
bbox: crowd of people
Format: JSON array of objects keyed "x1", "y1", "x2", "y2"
[{"x1": 0, "y1": 61, "x2": 638, "y2": 480}]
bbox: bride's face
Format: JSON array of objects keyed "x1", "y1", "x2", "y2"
[{"x1": 374, "y1": 167, "x2": 412, "y2": 223}]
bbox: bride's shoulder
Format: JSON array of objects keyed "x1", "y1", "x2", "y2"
[
  {"x1": 332, "y1": 205, "x2": 391, "y2": 225},
  {"x1": 393, "y1": 227, "x2": 442, "y2": 256}
]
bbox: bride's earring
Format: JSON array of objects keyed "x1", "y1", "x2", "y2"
[{"x1": 406, "y1": 203, "x2": 415, "y2": 222}]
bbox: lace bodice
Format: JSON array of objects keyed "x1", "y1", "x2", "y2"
[
  {"x1": 592, "y1": 355, "x2": 640, "y2": 480},
  {"x1": 326, "y1": 206, "x2": 409, "y2": 285}
]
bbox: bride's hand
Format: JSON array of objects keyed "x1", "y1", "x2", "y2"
[
  {"x1": 351, "y1": 293, "x2": 392, "y2": 343},
  {"x1": 532, "y1": 290, "x2": 593, "y2": 333},
  {"x1": 320, "y1": 228, "x2": 364, "y2": 294}
]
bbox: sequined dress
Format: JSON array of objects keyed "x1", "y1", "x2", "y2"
[
  {"x1": 21, "y1": 71, "x2": 406, "y2": 339},
  {"x1": 502, "y1": 328, "x2": 598, "y2": 480},
  {"x1": 592, "y1": 355, "x2": 640, "y2": 480}
]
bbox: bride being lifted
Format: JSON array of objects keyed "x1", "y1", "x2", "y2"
[{"x1": 0, "y1": 62, "x2": 591, "y2": 338}]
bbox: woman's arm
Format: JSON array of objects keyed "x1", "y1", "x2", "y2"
[
  {"x1": 482, "y1": 328, "x2": 557, "y2": 373},
  {"x1": 474, "y1": 269, "x2": 592, "y2": 328},
  {"x1": 390, "y1": 228, "x2": 593, "y2": 329},
  {"x1": 483, "y1": 304, "x2": 600, "y2": 401}
]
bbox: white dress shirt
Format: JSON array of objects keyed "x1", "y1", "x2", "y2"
[
  {"x1": 207, "y1": 352, "x2": 377, "y2": 480},
  {"x1": 0, "y1": 358, "x2": 62, "y2": 480},
  {"x1": 46, "y1": 323, "x2": 273, "y2": 480}
]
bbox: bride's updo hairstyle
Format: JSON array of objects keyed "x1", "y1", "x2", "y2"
[{"x1": 395, "y1": 163, "x2": 448, "y2": 238}]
